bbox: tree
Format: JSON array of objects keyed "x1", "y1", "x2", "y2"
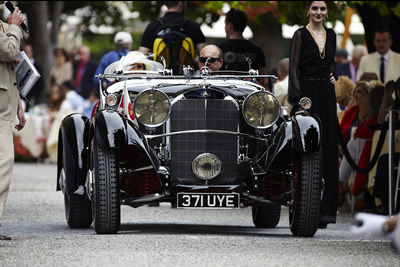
[
  {"x1": 17, "y1": 1, "x2": 128, "y2": 89},
  {"x1": 348, "y1": 1, "x2": 400, "y2": 53},
  {"x1": 18, "y1": 1, "x2": 64, "y2": 85}
]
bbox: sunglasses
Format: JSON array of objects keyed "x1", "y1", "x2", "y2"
[{"x1": 199, "y1": 57, "x2": 220, "y2": 63}]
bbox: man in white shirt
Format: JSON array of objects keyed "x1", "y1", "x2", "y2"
[
  {"x1": 357, "y1": 28, "x2": 400, "y2": 83},
  {"x1": 273, "y1": 58, "x2": 292, "y2": 113}
]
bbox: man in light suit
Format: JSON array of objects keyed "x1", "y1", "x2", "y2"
[
  {"x1": 0, "y1": 1, "x2": 26, "y2": 241},
  {"x1": 357, "y1": 28, "x2": 400, "y2": 83}
]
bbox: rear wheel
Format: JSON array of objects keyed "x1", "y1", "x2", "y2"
[
  {"x1": 252, "y1": 204, "x2": 281, "y2": 228},
  {"x1": 61, "y1": 161, "x2": 92, "y2": 228},
  {"x1": 64, "y1": 191, "x2": 92, "y2": 228},
  {"x1": 92, "y1": 139, "x2": 120, "y2": 234},
  {"x1": 289, "y1": 151, "x2": 321, "y2": 237}
]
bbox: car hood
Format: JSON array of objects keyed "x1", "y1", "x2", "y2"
[{"x1": 105, "y1": 78, "x2": 264, "y2": 99}]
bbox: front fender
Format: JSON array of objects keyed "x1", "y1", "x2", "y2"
[
  {"x1": 92, "y1": 109, "x2": 160, "y2": 170},
  {"x1": 251, "y1": 122, "x2": 288, "y2": 175},
  {"x1": 291, "y1": 112, "x2": 321, "y2": 152},
  {"x1": 92, "y1": 110, "x2": 128, "y2": 148},
  {"x1": 57, "y1": 113, "x2": 89, "y2": 193}
]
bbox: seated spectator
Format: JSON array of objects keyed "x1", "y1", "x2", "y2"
[
  {"x1": 340, "y1": 81, "x2": 372, "y2": 143},
  {"x1": 336, "y1": 45, "x2": 367, "y2": 82},
  {"x1": 335, "y1": 76, "x2": 355, "y2": 120},
  {"x1": 59, "y1": 81, "x2": 86, "y2": 112},
  {"x1": 45, "y1": 82, "x2": 85, "y2": 163},
  {"x1": 338, "y1": 81, "x2": 384, "y2": 209},
  {"x1": 47, "y1": 84, "x2": 67, "y2": 123},
  {"x1": 83, "y1": 89, "x2": 100, "y2": 119},
  {"x1": 370, "y1": 78, "x2": 398, "y2": 214},
  {"x1": 378, "y1": 78, "x2": 399, "y2": 124},
  {"x1": 359, "y1": 72, "x2": 379, "y2": 82},
  {"x1": 37, "y1": 84, "x2": 67, "y2": 160},
  {"x1": 47, "y1": 48, "x2": 73, "y2": 93},
  {"x1": 335, "y1": 48, "x2": 349, "y2": 64}
]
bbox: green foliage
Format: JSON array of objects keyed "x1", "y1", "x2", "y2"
[
  {"x1": 62, "y1": 1, "x2": 134, "y2": 32},
  {"x1": 348, "y1": 1, "x2": 391, "y2": 16},
  {"x1": 81, "y1": 33, "x2": 114, "y2": 62},
  {"x1": 204, "y1": 1, "x2": 224, "y2": 11},
  {"x1": 278, "y1": 1, "x2": 346, "y2": 27},
  {"x1": 131, "y1": 1, "x2": 219, "y2": 27},
  {"x1": 130, "y1": 1, "x2": 163, "y2": 21},
  {"x1": 393, "y1": 2, "x2": 400, "y2": 17}
]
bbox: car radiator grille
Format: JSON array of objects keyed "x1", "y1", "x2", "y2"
[{"x1": 170, "y1": 99, "x2": 239, "y2": 185}]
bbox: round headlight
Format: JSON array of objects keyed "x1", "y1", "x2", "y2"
[
  {"x1": 299, "y1": 97, "x2": 312, "y2": 110},
  {"x1": 134, "y1": 89, "x2": 171, "y2": 127},
  {"x1": 192, "y1": 153, "x2": 222, "y2": 180},
  {"x1": 242, "y1": 91, "x2": 280, "y2": 129},
  {"x1": 106, "y1": 94, "x2": 118, "y2": 106}
]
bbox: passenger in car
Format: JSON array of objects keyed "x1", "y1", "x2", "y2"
[
  {"x1": 198, "y1": 44, "x2": 224, "y2": 72},
  {"x1": 128, "y1": 63, "x2": 146, "y2": 71},
  {"x1": 121, "y1": 51, "x2": 153, "y2": 73}
]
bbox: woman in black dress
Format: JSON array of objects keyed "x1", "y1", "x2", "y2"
[{"x1": 288, "y1": 1, "x2": 338, "y2": 228}]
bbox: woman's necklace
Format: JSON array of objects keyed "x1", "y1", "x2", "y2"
[{"x1": 306, "y1": 24, "x2": 326, "y2": 59}]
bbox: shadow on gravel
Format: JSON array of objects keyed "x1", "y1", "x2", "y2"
[{"x1": 118, "y1": 223, "x2": 293, "y2": 238}]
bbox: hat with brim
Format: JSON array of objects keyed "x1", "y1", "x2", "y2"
[{"x1": 121, "y1": 51, "x2": 153, "y2": 71}]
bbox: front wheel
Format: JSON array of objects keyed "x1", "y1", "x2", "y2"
[
  {"x1": 92, "y1": 139, "x2": 120, "y2": 234},
  {"x1": 289, "y1": 151, "x2": 321, "y2": 237}
]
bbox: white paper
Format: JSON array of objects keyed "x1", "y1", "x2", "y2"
[{"x1": 14, "y1": 51, "x2": 41, "y2": 97}]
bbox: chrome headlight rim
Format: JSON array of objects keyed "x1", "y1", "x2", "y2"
[
  {"x1": 192, "y1": 153, "x2": 222, "y2": 180},
  {"x1": 133, "y1": 88, "x2": 171, "y2": 127},
  {"x1": 242, "y1": 90, "x2": 281, "y2": 129},
  {"x1": 106, "y1": 93, "x2": 119, "y2": 107},
  {"x1": 299, "y1": 97, "x2": 312, "y2": 110}
]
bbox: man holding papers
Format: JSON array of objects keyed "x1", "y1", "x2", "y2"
[{"x1": 0, "y1": 1, "x2": 26, "y2": 241}]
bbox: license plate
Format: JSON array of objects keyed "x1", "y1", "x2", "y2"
[{"x1": 177, "y1": 193, "x2": 240, "y2": 209}]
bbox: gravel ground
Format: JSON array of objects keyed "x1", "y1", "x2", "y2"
[{"x1": 0, "y1": 163, "x2": 399, "y2": 266}]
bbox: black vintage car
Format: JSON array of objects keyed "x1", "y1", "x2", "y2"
[{"x1": 57, "y1": 57, "x2": 322, "y2": 237}]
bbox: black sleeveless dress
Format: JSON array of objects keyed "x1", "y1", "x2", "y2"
[{"x1": 289, "y1": 27, "x2": 338, "y2": 225}]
